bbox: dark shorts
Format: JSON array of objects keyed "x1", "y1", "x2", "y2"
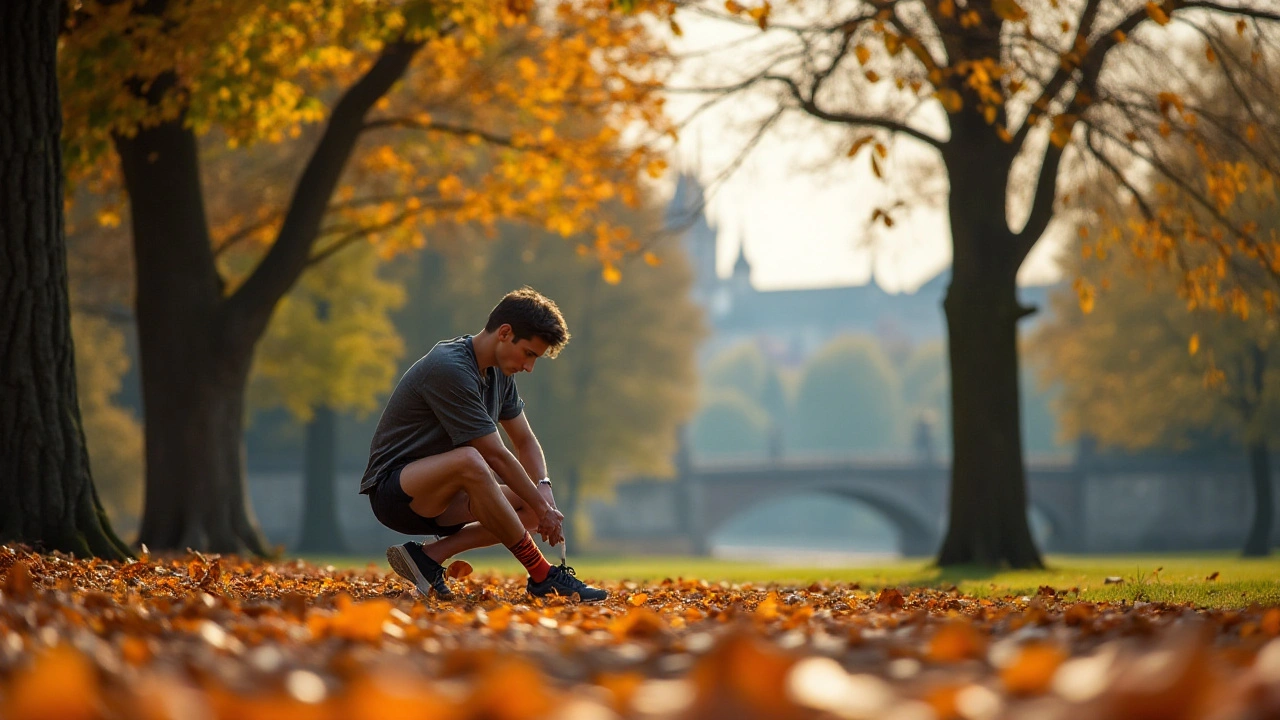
[{"x1": 368, "y1": 465, "x2": 467, "y2": 537}]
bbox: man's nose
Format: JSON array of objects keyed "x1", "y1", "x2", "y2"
[{"x1": 523, "y1": 359, "x2": 535, "y2": 372}]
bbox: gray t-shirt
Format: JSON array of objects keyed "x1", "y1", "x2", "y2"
[{"x1": 359, "y1": 335, "x2": 524, "y2": 494}]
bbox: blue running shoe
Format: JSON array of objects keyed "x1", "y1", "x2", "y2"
[
  {"x1": 527, "y1": 564, "x2": 608, "y2": 602},
  {"x1": 386, "y1": 542, "x2": 454, "y2": 600}
]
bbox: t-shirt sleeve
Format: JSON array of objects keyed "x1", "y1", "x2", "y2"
[
  {"x1": 418, "y1": 358, "x2": 497, "y2": 446},
  {"x1": 499, "y1": 377, "x2": 524, "y2": 421}
]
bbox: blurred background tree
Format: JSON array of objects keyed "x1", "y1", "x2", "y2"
[
  {"x1": 247, "y1": 244, "x2": 406, "y2": 554},
  {"x1": 790, "y1": 336, "x2": 904, "y2": 455}
]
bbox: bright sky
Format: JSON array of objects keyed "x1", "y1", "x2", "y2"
[{"x1": 660, "y1": 10, "x2": 1071, "y2": 294}]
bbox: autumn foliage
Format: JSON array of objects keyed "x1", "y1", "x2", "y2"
[{"x1": 2, "y1": 546, "x2": 1280, "y2": 719}]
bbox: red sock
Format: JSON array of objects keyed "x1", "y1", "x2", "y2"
[{"x1": 507, "y1": 532, "x2": 551, "y2": 583}]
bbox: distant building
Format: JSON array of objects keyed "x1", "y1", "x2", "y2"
[{"x1": 668, "y1": 172, "x2": 1054, "y2": 367}]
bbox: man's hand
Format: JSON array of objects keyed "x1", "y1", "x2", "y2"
[
  {"x1": 536, "y1": 505, "x2": 565, "y2": 546},
  {"x1": 537, "y1": 482, "x2": 557, "y2": 512}
]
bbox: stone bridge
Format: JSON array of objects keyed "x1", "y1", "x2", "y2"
[{"x1": 590, "y1": 454, "x2": 1278, "y2": 556}]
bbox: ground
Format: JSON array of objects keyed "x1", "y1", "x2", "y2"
[{"x1": 1, "y1": 546, "x2": 1279, "y2": 719}]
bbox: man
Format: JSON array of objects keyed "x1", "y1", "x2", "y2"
[{"x1": 360, "y1": 288, "x2": 608, "y2": 602}]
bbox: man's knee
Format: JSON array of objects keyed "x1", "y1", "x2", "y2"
[{"x1": 456, "y1": 448, "x2": 498, "y2": 491}]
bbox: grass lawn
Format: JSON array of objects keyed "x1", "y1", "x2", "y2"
[{"x1": 311, "y1": 552, "x2": 1280, "y2": 608}]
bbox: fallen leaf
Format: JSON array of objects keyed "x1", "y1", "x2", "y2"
[{"x1": 447, "y1": 560, "x2": 473, "y2": 579}]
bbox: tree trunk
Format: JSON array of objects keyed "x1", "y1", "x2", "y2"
[
  {"x1": 0, "y1": 0, "x2": 129, "y2": 559},
  {"x1": 295, "y1": 405, "x2": 346, "y2": 553},
  {"x1": 936, "y1": 121, "x2": 1043, "y2": 568},
  {"x1": 1243, "y1": 439, "x2": 1273, "y2": 557},
  {"x1": 115, "y1": 120, "x2": 271, "y2": 556}
]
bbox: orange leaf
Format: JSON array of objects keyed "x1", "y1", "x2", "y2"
[
  {"x1": 992, "y1": 0, "x2": 1027, "y2": 22},
  {"x1": 447, "y1": 560, "x2": 473, "y2": 579},
  {"x1": 3, "y1": 560, "x2": 34, "y2": 598},
  {"x1": 847, "y1": 135, "x2": 874, "y2": 157},
  {"x1": 627, "y1": 592, "x2": 649, "y2": 606},
  {"x1": 928, "y1": 622, "x2": 986, "y2": 662},
  {"x1": 2, "y1": 646, "x2": 100, "y2": 720},
  {"x1": 876, "y1": 587, "x2": 905, "y2": 609},
  {"x1": 1001, "y1": 643, "x2": 1067, "y2": 695},
  {"x1": 1188, "y1": 334, "x2": 1200, "y2": 356},
  {"x1": 1145, "y1": 1, "x2": 1170, "y2": 25}
]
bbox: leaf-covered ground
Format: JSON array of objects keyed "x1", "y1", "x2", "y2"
[{"x1": 1, "y1": 546, "x2": 1279, "y2": 720}]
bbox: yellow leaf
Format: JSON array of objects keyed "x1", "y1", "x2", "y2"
[
  {"x1": 642, "y1": 251, "x2": 661, "y2": 266},
  {"x1": 1237, "y1": 19, "x2": 1247, "y2": 36},
  {"x1": 870, "y1": 153, "x2": 883, "y2": 178},
  {"x1": 1188, "y1": 334, "x2": 1200, "y2": 356},
  {"x1": 1073, "y1": 277, "x2": 1095, "y2": 314},
  {"x1": 992, "y1": 0, "x2": 1027, "y2": 22},
  {"x1": 1112, "y1": 29, "x2": 1127, "y2": 43},
  {"x1": 938, "y1": 0, "x2": 955, "y2": 17},
  {"x1": 934, "y1": 88, "x2": 963, "y2": 113},
  {"x1": 1145, "y1": 2, "x2": 1170, "y2": 25},
  {"x1": 854, "y1": 44, "x2": 870, "y2": 65},
  {"x1": 96, "y1": 209, "x2": 122, "y2": 228},
  {"x1": 602, "y1": 263, "x2": 621, "y2": 284},
  {"x1": 627, "y1": 592, "x2": 648, "y2": 606},
  {"x1": 724, "y1": 0, "x2": 743, "y2": 13},
  {"x1": 1205, "y1": 44, "x2": 1216, "y2": 63},
  {"x1": 865, "y1": 70, "x2": 880, "y2": 83},
  {"x1": 669, "y1": 18, "x2": 683, "y2": 36},
  {"x1": 883, "y1": 33, "x2": 902, "y2": 56}
]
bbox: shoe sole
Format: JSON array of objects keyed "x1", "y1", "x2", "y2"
[
  {"x1": 386, "y1": 545, "x2": 452, "y2": 600},
  {"x1": 527, "y1": 589, "x2": 608, "y2": 604}
]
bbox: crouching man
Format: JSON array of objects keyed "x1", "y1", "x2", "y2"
[{"x1": 359, "y1": 287, "x2": 607, "y2": 602}]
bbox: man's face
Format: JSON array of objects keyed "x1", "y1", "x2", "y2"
[{"x1": 496, "y1": 325, "x2": 550, "y2": 375}]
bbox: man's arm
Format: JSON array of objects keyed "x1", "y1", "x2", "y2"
[
  {"x1": 467, "y1": 431, "x2": 562, "y2": 544},
  {"x1": 500, "y1": 412, "x2": 548, "y2": 485}
]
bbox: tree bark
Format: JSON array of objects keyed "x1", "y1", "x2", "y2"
[
  {"x1": 112, "y1": 40, "x2": 422, "y2": 554},
  {"x1": 1242, "y1": 439, "x2": 1273, "y2": 557},
  {"x1": 935, "y1": 118, "x2": 1044, "y2": 568},
  {"x1": 295, "y1": 405, "x2": 346, "y2": 553},
  {"x1": 0, "y1": 0, "x2": 129, "y2": 559}
]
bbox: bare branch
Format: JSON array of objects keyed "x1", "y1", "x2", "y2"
[{"x1": 766, "y1": 73, "x2": 946, "y2": 149}]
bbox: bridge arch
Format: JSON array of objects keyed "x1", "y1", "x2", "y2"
[{"x1": 697, "y1": 484, "x2": 941, "y2": 557}]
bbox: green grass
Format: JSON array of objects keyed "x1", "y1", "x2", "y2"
[{"x1": 310, "y1": 553, "x2": 1280, "y2": 609}]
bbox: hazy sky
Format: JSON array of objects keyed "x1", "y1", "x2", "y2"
[{"x1": 661, "y1": 11, "x2": 1071, "y2": 294}]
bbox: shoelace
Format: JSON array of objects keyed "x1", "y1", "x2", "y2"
[{"x1": 556, "y1": 564, "x2": 585, "y2": 587}]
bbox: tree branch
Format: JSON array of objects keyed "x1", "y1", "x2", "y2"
[
  {"x1": 766, "y1": 73, "x2": 946, "y2": 149},
  {"x1": 223, "y1": 38, "x2": 424, "y2": 338}
]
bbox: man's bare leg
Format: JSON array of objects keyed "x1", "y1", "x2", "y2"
[
  {"x1": 419, "y1": 486, "x2": 540, "y2": 563},
  {"x1": 396, "y1": 447, "x2": 527, "y2": 547}
]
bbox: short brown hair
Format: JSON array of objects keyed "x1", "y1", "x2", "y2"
[{"x1": 485, "y1": 287, "x2": 570, "y2": 358}]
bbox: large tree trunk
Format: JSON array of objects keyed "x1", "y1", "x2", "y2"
[
  {"x1": 295, "y1": 406, "x2": 346, "y2": 553},
  {"x1": 0, "y1": 0, "x2": 129, "y2": 559},
  {"x1": 936, "y1": 121, "x2": 1043, "y2": 568},
  {"x1": 1243, "y1": 439, "x2": 1273, "y2": 557},
  {"x1": 115, "y1": 119, "x2": 271, "y2": 556}
]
